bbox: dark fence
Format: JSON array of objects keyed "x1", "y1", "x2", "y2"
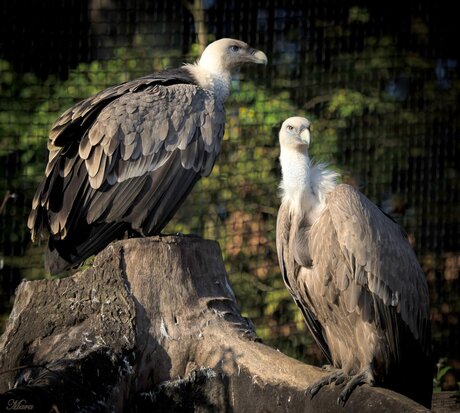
[{"x1": 1, "y1": 0, "x2": 458, "y2": 389}]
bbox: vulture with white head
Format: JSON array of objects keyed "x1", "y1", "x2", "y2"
[
  {"x1": 28, "y1": 38, "x2": 267, "y2": 274},
  {"x1": 276, "y1": 117, "x2": 432, "y2": 407}
]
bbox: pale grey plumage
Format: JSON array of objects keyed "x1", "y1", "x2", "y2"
[
  {"x1": 276, "y1": 117, "x2": 432, "y2": 407},
  {"x1": 28, "y1": 38, "x2": 267, "y2": 274}
]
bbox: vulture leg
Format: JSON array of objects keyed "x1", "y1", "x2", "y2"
[{"x1": 307, "y1": 364, "x2": 376, "y2": 406}]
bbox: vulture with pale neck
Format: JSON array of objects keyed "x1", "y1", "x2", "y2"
[
  {"x1": 276, "y1": 117, "x2": 432, "y2": 407},
  {"x1": 28, "y1": 38, "x2": 267, "y2": 274}
]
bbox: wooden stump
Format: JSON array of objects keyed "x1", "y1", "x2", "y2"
[{"x1": 0, "y1": 236, "x2": 430, "y2": 412}]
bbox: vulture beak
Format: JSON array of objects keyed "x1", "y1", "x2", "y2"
[
  {"x1": 250, "y1": 49, "x2": 268, "y2": 65},
  {"x1": 300, "y1": 127, "x2": 311, "y2": 146}
]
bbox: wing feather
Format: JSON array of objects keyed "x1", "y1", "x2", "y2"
[
  {"x1": 102, "y1": 128, "x2": 121, "y2": 156},
  {"x1": 88, "y1": 123, "x2": 105, "y2": 146},
  {"x1": 180, "y1": 138, "x2": 198, "y2": 170},
  {"x1": 276, "y1": 202, "x2": 296, "y2": 296},
  {"x1": 86, "y1": 145, "x2": 104, "y2": 178},
  {"x1": 324, "y1": 184, "x2": 430, "y2": 351},
  {"x1": 79, "y1": 134, "x2": 93, "y2": 159},
  {"x1": 276, "y1": 201, "x2": 332, "y2": 363}
]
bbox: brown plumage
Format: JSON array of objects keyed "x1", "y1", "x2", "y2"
[
  {"x1": 276, "y1": 117, "x2": 432, "y2": 407},
  {"x1": 28, "y1": 39, "x2": 267, "y2": 274}
]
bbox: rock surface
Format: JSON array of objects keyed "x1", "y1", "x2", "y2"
[{"x1": 0, "y1": 236, "x2": 430, "y2": 412}]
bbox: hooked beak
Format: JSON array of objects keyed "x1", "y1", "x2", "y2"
[
  {"x1": 250, "y1": 49, "x2": 268, "y2": 65},
  {"x1": 300, "y1": 128, "x2": 311, "y2": 146}
]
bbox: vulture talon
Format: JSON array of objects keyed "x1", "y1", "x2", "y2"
[
  {"x1": 336, "y1": 366, "x2": 375, "y2": 406},
  {"x1": 306, "y1": 369, "x2": 347, "y2": 398},
  {"x1": 308, "y1": 366, "x2": 375, "y2": 405}
]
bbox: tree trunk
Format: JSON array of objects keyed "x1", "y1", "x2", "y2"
[{"x1": 0, "y1": 236, "x2": 429, "y2": 412}]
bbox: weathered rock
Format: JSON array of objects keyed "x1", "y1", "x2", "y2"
[{"x1": 0, "y1": 236, "x2": 430, "y2": 412}]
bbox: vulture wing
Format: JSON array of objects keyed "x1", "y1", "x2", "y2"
[
  {"x1": 28, "y1": 69, "x2": 225, "y2": 273},
  {"x1": 276, "y1": 201, "x2": 333, "y2": 364},
  {"x1": 310, "y1": 184, "x2": 431, "y2": 357}
]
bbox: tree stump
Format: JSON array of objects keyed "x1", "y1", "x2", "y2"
[{"x1": 0, "y1": 236, "x2": 430, "y2": 412}]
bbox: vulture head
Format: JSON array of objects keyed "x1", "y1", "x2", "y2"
[
  {"x1": 198, "y1": 38, "x2": 268, "y2": 73},
  {"x1": 188, "y1": 39, "x2": 267, "y2": 99},
  {"x1": 279, "y1": 116, "x2": 311, "y2": 150}
]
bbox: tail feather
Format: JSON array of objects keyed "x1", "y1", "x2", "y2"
[{"x1": 45, "y1": 222, "x2": 128, "y2": 275}]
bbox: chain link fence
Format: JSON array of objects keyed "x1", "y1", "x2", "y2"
[{"x1": 1, "y1": 0, "x2": 458, "y2": 389}]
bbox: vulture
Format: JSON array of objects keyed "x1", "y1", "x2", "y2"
[
  {"x1": 276, "y1": 117, "x2": 432, "y2": 407},
  {"x1": 28, "y1": 38, "x2": 267, "y2": 274}
]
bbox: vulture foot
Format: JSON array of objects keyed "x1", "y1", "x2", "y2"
[
  {"x1": 306, "y1": 365, "x2": 375, "y2": 406},
  {"x1": 306, "y1": 369, "x2": 347, "y2": 397}
]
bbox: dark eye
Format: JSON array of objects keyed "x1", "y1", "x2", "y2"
[
  {"x1": 230, "y1": 45, "x2": 240, "y2": 53},
  {"x1": 286, "y1": 125, "x2": 294, "y2": 131}
]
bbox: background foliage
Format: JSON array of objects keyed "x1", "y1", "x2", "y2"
[{"x1": 0, "y1": 0, "x2": 458, "y2": 390}]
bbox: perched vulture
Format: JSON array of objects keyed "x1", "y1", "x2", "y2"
[
  {"x1": 276, "y1": 117, "x2": 432, "y2": 407},
  {"x1": 28, "y1": 38, "x2": 267, "y2": 274}
]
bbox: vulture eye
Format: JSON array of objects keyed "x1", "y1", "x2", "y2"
[
  {"x1": 286, "y1": 125, "x2": 294, "y2": 132},
  {"x1": 229, "y1": 45, "x2": 240, "y2": 53}
]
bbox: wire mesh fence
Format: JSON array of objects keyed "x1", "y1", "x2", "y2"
[{"x1": 0, "y1": 0, "x2": 458, "y2": 389}]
